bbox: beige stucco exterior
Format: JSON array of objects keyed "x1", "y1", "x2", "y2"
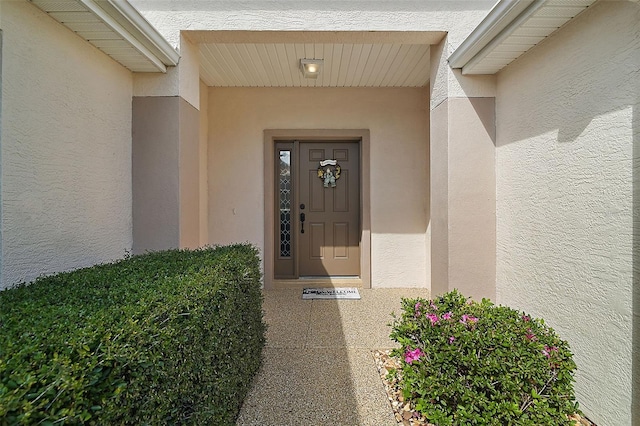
[
  {"x1": 430, "y1": 96, "x2": 496, "y2": 300},
  {"x1": 199, "y1": 79, "x2": 210, "y2": 246},
  {"x1": 132, "y1": 96, "x2": 180, "y2": 252},
  {"x1": 178, "y1": 98, "x2": 200, "y2": 249},
  {"x1": 132, "y1": 96, "x2": 202, "y2": 253},
  {"x1": 130, "y1": 0, "x2": 495, "y2": 52},
  {"x1": 207, "y1": 87, "x2": 429, "y2": 288},
  {"x1": 0, "y1": 0, "x2": 133, "y2": 287},
  {"x1": 429, "y1": 36, "x2": 497, "y2": 301},
  {"x1": 495, "y1": 2, "x2": 639, "y2": 425}
]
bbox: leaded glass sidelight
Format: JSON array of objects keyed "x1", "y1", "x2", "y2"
[{"x1": 279, "y1": 150, "x2": 292, "y2": 258}]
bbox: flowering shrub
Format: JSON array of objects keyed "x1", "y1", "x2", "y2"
[{"x1": 389, "y1": 290, "x2": 579, "y2": 425}]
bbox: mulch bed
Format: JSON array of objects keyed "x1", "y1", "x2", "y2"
[{"x1": 373, "y1": 350, "x2": 595, "y2": 426}]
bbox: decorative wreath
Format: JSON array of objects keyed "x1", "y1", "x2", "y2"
[{"x1": 317, "y1": 159, "x2": 341, "y2": 188}]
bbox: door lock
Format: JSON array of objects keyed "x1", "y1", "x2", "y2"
[{"x1": 300, "y1": 212, "x2": 306, "y2": 234}]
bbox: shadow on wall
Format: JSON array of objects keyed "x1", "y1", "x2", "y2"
[
  {"x1": 468, "y1": 96, "x2": 496, "y2": 146},
  {"x1": 492, "y1": 1, "x2": 638, "y2": 148},
  {"x1": 489, "y1": 2, "x2": 639, "y2": 423}
]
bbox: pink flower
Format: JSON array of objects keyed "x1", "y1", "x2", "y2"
[
  {"x1": 522, "y1": 314, "x2": 531, "y2": 322},
  {"x1": 404, "y1": 348, "x2": 424, "y2": 364},
  {"x1": 525, "y1": 329, "x2": 537, "y2": 341},
  {"x1": 442, "y1": 312, "x2": 453, "y2": 320},
  {"x1": 429, "y1": 301, "x2": 438, "y2": 310},
  {"x1": 414, "y1": 302, "x2": 422, "y2": 317},
  {"x1": 448, "y1": 336, "x2": 455, "y2": 344},
  {"x1": 542, "y1": 345, "x2": 558, "y2": 358},
  {"x1": 460, "y1": 314, "x2": 478, "y2": 324},
  {"x1": 426, "y1": 313, "x2": 439, "y2": 325}
]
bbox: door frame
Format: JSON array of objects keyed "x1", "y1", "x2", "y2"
[{"x1": 264, "y1": 129, "x2": 371, "y2": 289}]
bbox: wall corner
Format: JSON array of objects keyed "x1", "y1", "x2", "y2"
[{"x1": 430, "y1": 39, "x2": 497, "y2": 300}]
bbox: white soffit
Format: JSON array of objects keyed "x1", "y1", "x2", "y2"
[
  {"x1": 449, "y1": 0, "x2": 596, "y2": 75},
  {"x1": 186, "y1": 32, "x2": 445, "y2": 88},
  {"x1": 30, "y1": 0, "x2": 179, "y2": 73}
]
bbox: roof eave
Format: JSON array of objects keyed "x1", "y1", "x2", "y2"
[
  {"x1": 449, "y1": 0, "x2": 536, "y2": 70},
  {"x1": 449, "y1": 0, "x2": 595, "y2": 75},
  {"x1": 104, "y1": 0, "x2": 180, "y2": 67},
  {"x1": 31, "y1": 0, "x2": 179, "y2": 73}
]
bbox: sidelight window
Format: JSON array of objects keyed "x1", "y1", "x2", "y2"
[{"x1": 278, "y1": 150, "x2": 292, "y2": 258}]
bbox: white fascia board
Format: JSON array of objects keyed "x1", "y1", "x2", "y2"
[
  {"x1": 78, "y1": 0, "x2": 166, "y2": 72},
  {"x1": 78, "y1": 0, "x2": 177, "y2": 73},
  {"x1": 105, "y1": 0, "x2": 179, "y2": 66},
  {"x1": 461, "y1": 0, "x2": 547, "y2": 75},
  {"x1": 448, "y1": 0, "x2": 539, "y2": 69}
]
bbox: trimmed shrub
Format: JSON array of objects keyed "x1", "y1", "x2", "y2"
[
  {"x1": 389, "y1": 290, "x2": 579, "y2": 426},
  {"x1": 0, "y1": 244, "x2": 266, "y2": 425}
]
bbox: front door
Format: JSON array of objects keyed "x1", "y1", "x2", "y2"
[{"x1": 274, "y1": 140, "x2": 360, "y2": 278}]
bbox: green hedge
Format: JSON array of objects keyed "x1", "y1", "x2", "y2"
[{"x1": 0, "y1": 244, "x2": 266, "y2": 425}]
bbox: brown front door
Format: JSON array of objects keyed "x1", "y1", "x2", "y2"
[
  {"x1": 274, "y1": 140, "x2": 360, "y2": 278},
  {"x1": 299, "y1": 142, "x2": 360, "y2": 276}
]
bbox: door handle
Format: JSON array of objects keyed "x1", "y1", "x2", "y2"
[{"x1": 300, "y1": 212, "x2": 306, "y2": 234}]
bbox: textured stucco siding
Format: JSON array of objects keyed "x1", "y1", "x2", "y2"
[
  {"x1": 429, "y1": 35, "x2": 496, "y2": 111},
  {"x1": 208, "y1": 87, "x2": 429, "y2": 288},
  {"x1": 131, "y1": 0, "x2": 494, "y2": 48},
  {"x1": 132, "y1": 97, "x2": 180, "y2": 253},
  {"x1": 132, "y1": 35, "x2": 200, "y2": 109},
  {"x1": 198, "y1": 80, "x2": 209, "y2": 247},
  {"x1": 1, "y1": 1, "x2": 133, "y2": 288},
  {"x1": 495, "y1": 2, "x2": 639, "y2": 425},
  {"x1": 178, "y1": 98, "x2": 200, "y2": 249}
]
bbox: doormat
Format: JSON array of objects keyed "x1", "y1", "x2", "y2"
[{"x1": 302, "y1": 287, "x2": 361, "y2": 300}]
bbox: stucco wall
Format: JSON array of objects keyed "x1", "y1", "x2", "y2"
[
  {"x1": 132, "y1": 96, "x2": 202, "y2": 253},
  {"x1": 179, "y1": 98, "x2": 200, "y2": 249},
  {"x1": 0, "y1": 0, "x2": 133, "y2": 288},
  {"x1": 131, "y1": 0, "x2": 494, "y2": 48},
  {"x1": 495, "y1": 2, "x2": 639, "y2": 425},
  {"x1": 208, "y1": 87, "x2": 429, "y2": 288},
  {"x1": 132, "y1": 34, "x2": 200, "y2": 110},
  {"x1": 199, "y1": 80, "x2": 209, "y2": 246},
  {"x1": 132, "y1": 97, "x2": 180, "y2": 253},
  {"x1": 431, "y1": 97, "x2": 496, "y2": 300}
]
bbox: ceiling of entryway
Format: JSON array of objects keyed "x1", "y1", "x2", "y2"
[
  {"x1": 197, "y1": 42, "x2": 431, "y2": 88},
  {"x1": 184, "y1": 31, "x2": 446, "y2": 88}
]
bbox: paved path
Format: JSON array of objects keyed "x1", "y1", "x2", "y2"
[{"x1": 237, "y1": 288, "x2": 428, "y2": 426}]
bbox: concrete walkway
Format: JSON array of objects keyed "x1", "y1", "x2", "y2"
[{"x1": 237, "y1": 288, "x2": 428, "y2": 426}]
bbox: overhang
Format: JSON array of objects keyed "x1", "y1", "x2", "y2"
[
  {"x1": 449, "y1": 0, "x2": 596, "y2": 75},
  {"x1": 185, "y1": 31, "x2": 446, "y2": 88},
  {"x1": 30, "y1": 0, "x2": 179, "y2": 73}
]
